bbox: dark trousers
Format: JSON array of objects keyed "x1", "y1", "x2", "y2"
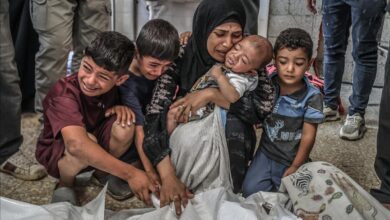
[
  {"x1": 371, "y1": 40, "x2": 390, "y2": 204},
  {"x1": 10, "y1": 0, "x2": 39, "y2": 112}
]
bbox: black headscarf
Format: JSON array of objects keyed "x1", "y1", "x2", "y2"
[{"x1": 178, "y1": 0, "x2": 246, "y2": 93}]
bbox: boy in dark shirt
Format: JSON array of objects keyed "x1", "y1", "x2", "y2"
[
  {"x1": 119, "y1": 19, "x2": 180, "y2": 188},
  {"x1": 36, "y1": 31, "x2": 156, "y2": 205}
]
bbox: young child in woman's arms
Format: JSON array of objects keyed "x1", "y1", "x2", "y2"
[
  {"x1": 167, "y1": 35, "x2": 273, "y2": 134},
  {"x1": 242, "y1": 28, "x2": 325, "y2": 197}
]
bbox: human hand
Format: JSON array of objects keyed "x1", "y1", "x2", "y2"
[
  {"x1": 105, "y1": 105, "x2": 136, "y2": 127},
  {"x1": 127, "y1": 169, "x2": 157, "y2": 206},
  {"x1": 283, "y1": 165, "x2": 299, "y2": 177},
  {"x1": 170, "y1": 90, "x2": 211, "y2": 123},
  {"x1": 306, "y1": 0, "x2": 317, "y2": 14},
  {"x1": 209, "y1": 64, "x2": 223, "y2": 80},
  {"x1": 159, "y1": 174, "x2": 194, "y2": 216},
  {"x1": 179, "y1": 31, "x2": 192, "y2": 45},
  {"x1": 146, "y1": 169, "x2": 161, "y2": 190}
]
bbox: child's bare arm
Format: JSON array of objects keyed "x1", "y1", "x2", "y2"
[
  {"x1": 61, "y1": 125, "x2": 156, "y2": 205},
  {"x1": 283, "y1": 122, "x2": 318, "y2": 177},
  {"x1": 209, "y1": 65, "x2": 240, "y2": 103},
  {"x1": 135, "y1": 126, "x2": 161, "y2": 187}
]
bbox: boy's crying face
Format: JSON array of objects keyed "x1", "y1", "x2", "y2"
[{"x1": 78, "y1": 56, "x2": 129, "y2": 97}]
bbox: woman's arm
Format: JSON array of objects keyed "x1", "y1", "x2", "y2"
[
  {"x1": 144, "y1": 68, "x2": 179, "y2": 166},
  {"x1": 170, "y1": 88, "x2": 230, "y2": 123},
  {"x1": 228, "y1": 69, "x2": 275, "y2": 124}
]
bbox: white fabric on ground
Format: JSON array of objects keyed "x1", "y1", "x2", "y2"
[{"x1": 0, "y1": 186, "x2": 299, "y2": 220}]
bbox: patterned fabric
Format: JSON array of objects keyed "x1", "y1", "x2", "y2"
[
  {"x1": 281, "y1": 161, "x2": 390, "y2": 219},
  {"x1": 144, "y1": 46, "x2": 275, "y2": 192},
  {"x1": 261, "y1": 72, "x2": 324, "y2": 166}
]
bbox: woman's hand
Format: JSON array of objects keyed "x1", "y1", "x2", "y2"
[
  {"x1": 170, "y1": 89, "x2": 213, "y2": 123},
  {"x1": 105, "y1": 105, "x2": 136, "y2": 127},
  {"x1": 179, "y1": 31, "x2": 192, "y2": 45},
  {"x1": 159, "y1": 173, "x2": 194, "y2": 216}
]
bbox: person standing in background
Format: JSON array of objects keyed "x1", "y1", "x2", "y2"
[
  {"x1": 307, "y1": 0, "x2": 386, "y2": 140},
  {"x1": 10, "y1": 0, "x2": 39, "y2": 112},
  {"x1": 30, "y1": 0, "x2": 111, "y2": 116},
  {"x1": 370, "y1": 0, "x2": 390, "y2": 210},
  {"x1": 0, "y1": 0, "x2": 47, "y2": 181}
]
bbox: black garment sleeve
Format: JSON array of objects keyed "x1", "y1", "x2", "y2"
[
  {"x1": 143, "y1": 69, "x2": 179, "y2": 166},
  {"x1": 228, "y1": 69, "x2": 275, "y2": 124}
]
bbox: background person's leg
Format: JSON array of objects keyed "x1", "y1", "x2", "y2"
[
  {"x1": 339, "y1": 0, "x2": 385, "y2": 140},
  {"x1": 71, "y1": 0, "x2": 111, "y2": 73},
  {"x1": 322, "y1": 0, "x2": 350, "y2": 111},
  {"x1": 0, "y1": 0, "x2": 23, "y2": 164},
  {"x1": 0, "y1": 0, "x2": 45, "y2": 180},
  {"x1": 10, "y1": 0, "x2": 39, "y2": 112},
  {"x1": 31, "y1": 0, "x2": 76, "y2": 114},
  {"x1": 371, "y1": 39, "x2": 390, "y2": 206},
  {"x1": 347, "y1": 1, "x2": 385, "y2": 117}
]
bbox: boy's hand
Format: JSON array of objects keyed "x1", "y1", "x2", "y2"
[
  {"x1": 127, "y1": 169, "x2": 156, "y2": 206},
  {"x1": 146, "y1": 168, "x2": 161, "y2": 190},
  {"x1": 105, "y1": 105, "x2": 136, "y2": 127},
  {"x1": 179, "y1": 31, "x2": 192, "y2": 46},
  {"x1": 283, "y1": 165, "x2": 299, "y2": 177},
  {"x1": 159, "y1": 174, "x2": 194, "y2": 216}
]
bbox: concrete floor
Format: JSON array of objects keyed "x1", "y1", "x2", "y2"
[{"x1": 0, "y1": 84, "x2": 382, "y2": 211}]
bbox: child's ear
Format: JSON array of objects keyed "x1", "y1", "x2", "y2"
[{"x1": 115, "y1": 74, "x2": 130, "y2": 86}]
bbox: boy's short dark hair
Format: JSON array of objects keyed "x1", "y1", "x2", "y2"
[
  {"x1": 85, "y1": 31, "x2": 135, "y2": 75},
  {"x1": 274, "y1": 28, "x2": 313, "y2": 59},
  {"x1": 136, "y1": 19, "x2": 180, "y2": 61}
]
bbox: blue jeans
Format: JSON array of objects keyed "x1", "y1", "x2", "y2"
[
  {"x1": 0, "y1": 0, "x2": 23, "y2": 164},
  {"x1": 322, "y1": 0, "x2": 385, "y2": 116},
  {"x1": 242, "y1": 151, "x2": 288, "y2": 197}
]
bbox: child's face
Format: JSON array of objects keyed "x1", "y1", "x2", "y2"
[
  {"x1": 275, "y1": 47, "x2": 310, "y2": 86},
  {"x1": 224, "y1": 38, "x2": 262, "y2": 74},
  {"x1": 137, "y1": 56, "x2": 172, "y2": 80},
  {"x1": 78, "y1": 56, "x2": 129, "y2": 97}
]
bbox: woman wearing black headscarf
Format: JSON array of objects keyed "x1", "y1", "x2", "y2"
[{"x1": 144, "y1": 0, "x2": 274, "y2": 214}]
